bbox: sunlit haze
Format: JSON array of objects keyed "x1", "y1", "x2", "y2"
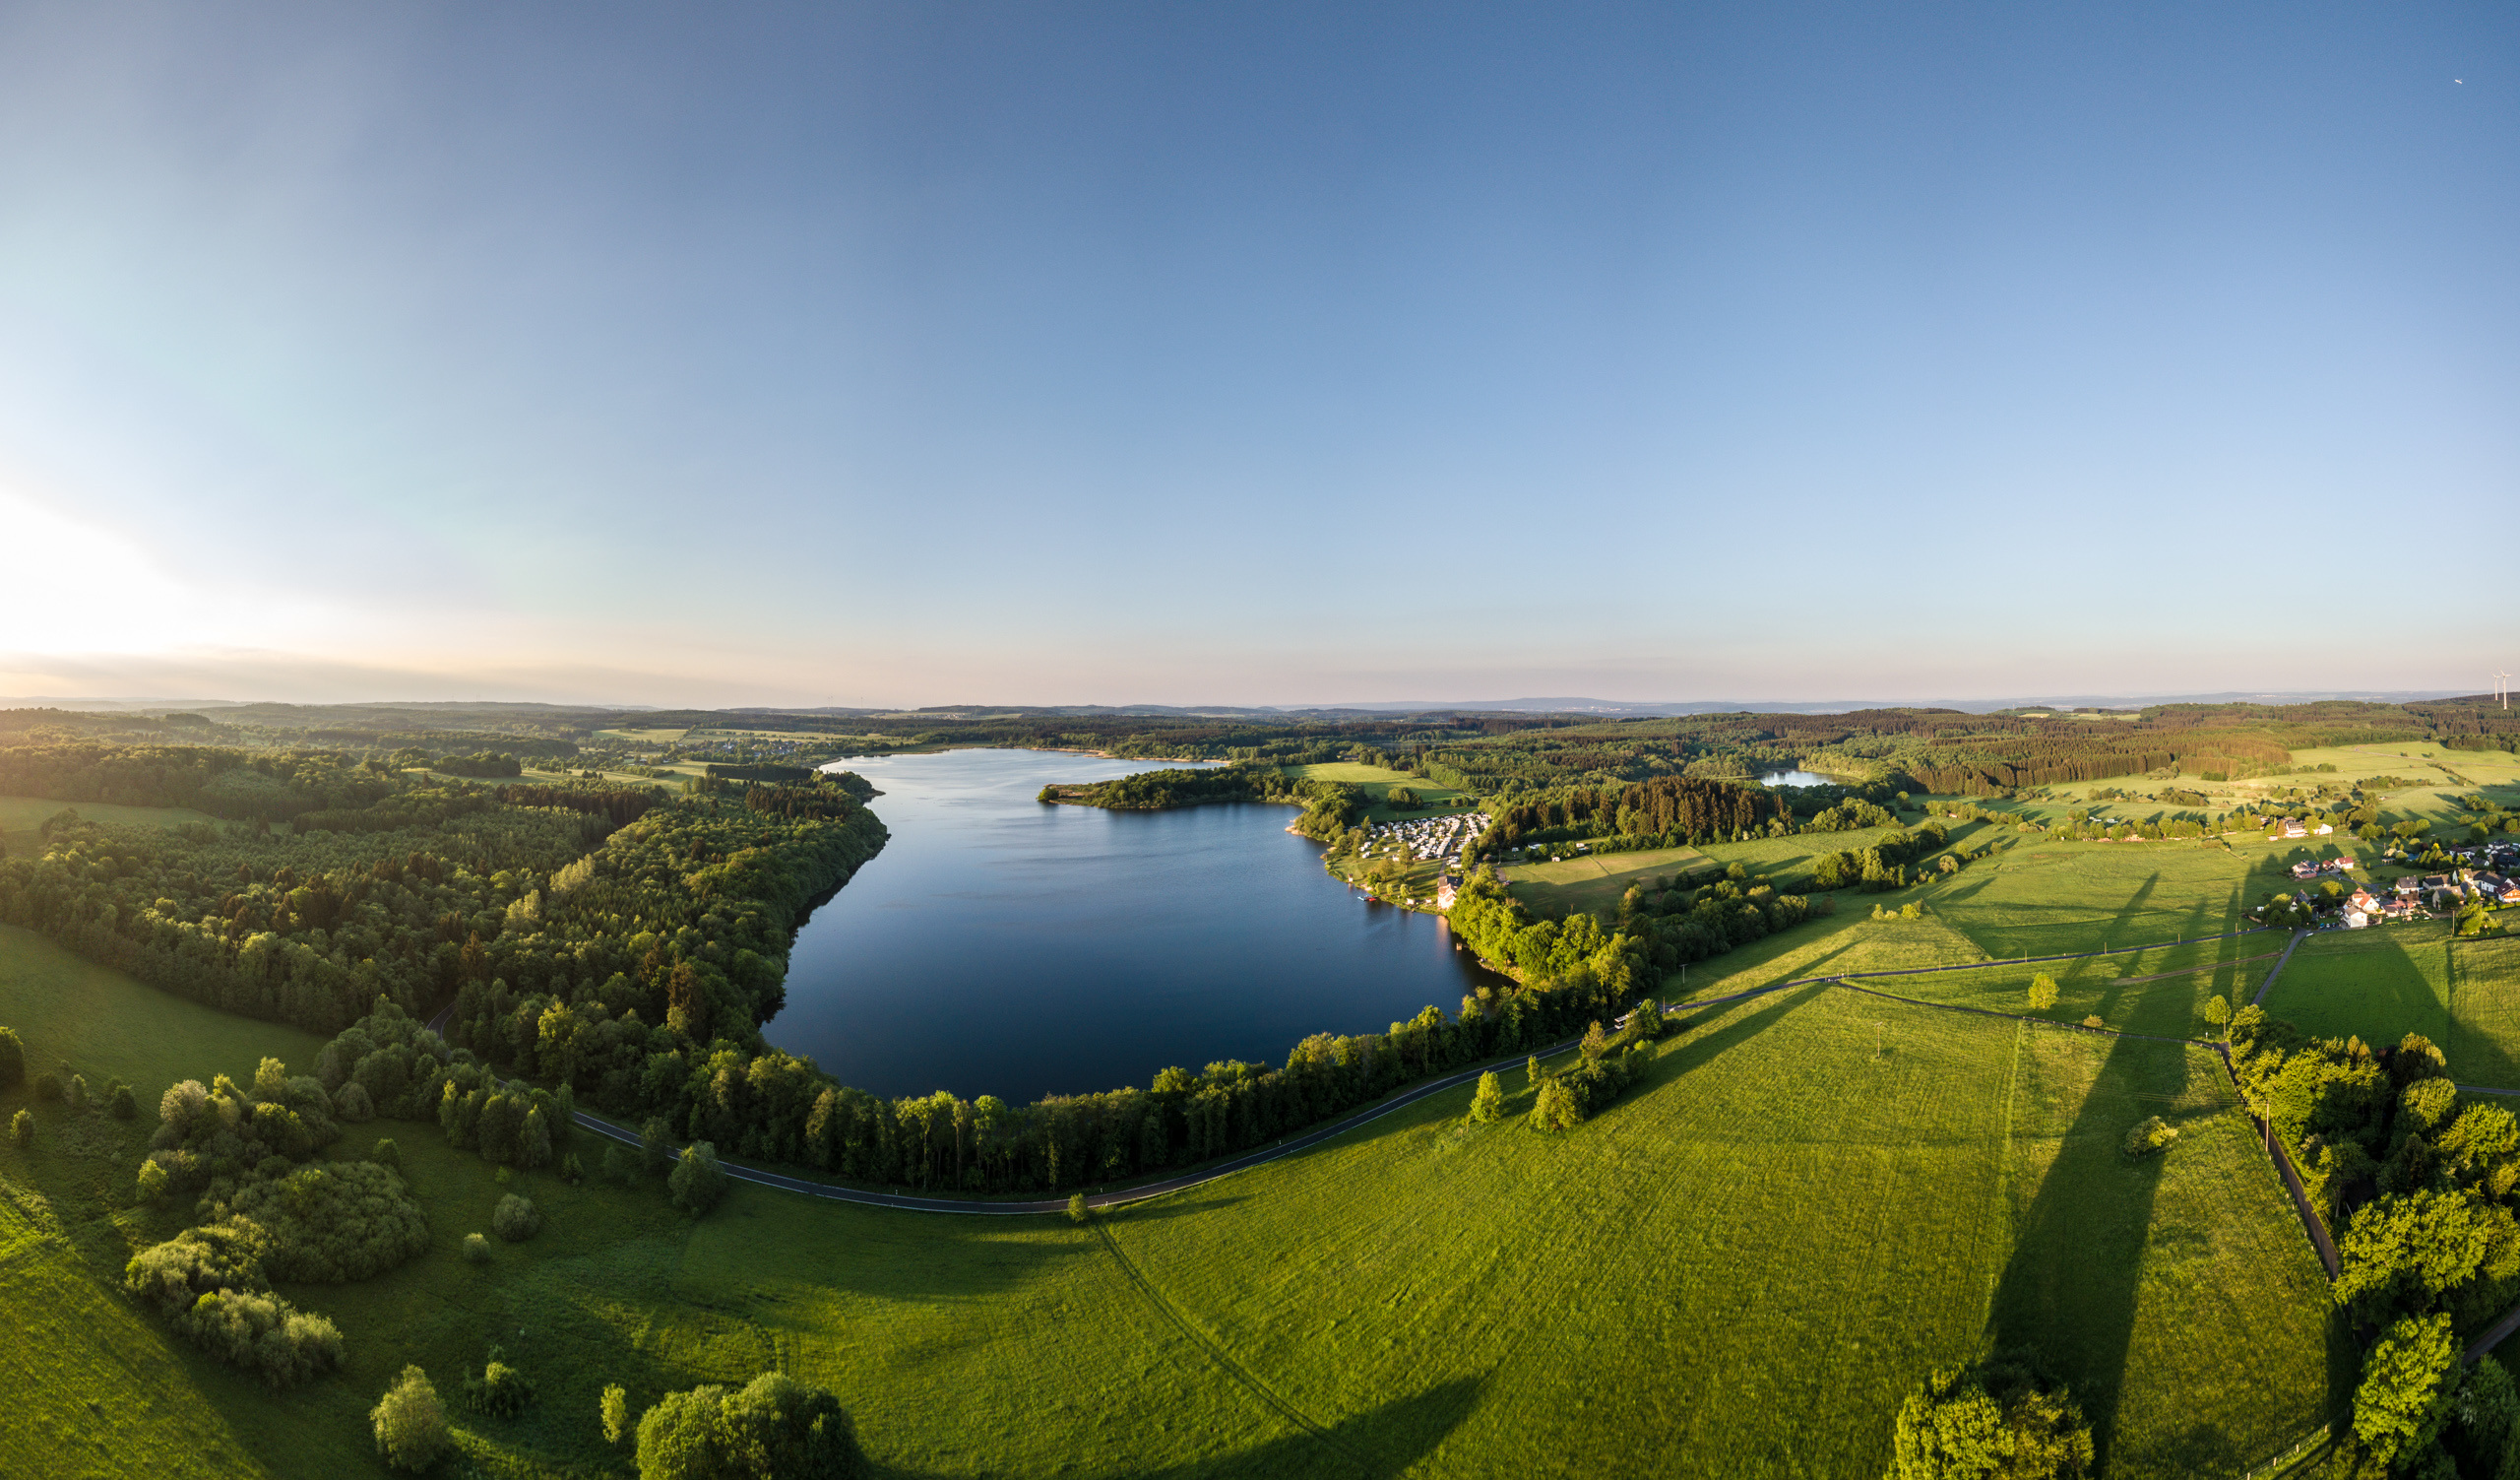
[{"x1": 1, "y1": 3, "x2": 2512, "y2": 706}]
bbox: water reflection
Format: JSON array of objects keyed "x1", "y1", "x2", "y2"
[{"x1": 768, "y1": 748, "x2": 1509, "y2": 1102}]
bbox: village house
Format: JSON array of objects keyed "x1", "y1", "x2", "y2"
[{"x1": 1436, "y1": 873, "x2": 1461, "y2": 911}]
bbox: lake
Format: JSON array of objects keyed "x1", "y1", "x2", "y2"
[
  {"x1": 1760, "y1": 769, "x2": 1836, "y2": 787},
  {"x1": 767, "y1": 747, "x2": 1507, "y2": 1104}
]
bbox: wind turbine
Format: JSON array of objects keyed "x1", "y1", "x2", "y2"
[{"x1": 2497, "y1": 670, "x2": 2513, "y2": 710}]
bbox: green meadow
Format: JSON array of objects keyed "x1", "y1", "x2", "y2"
[
  {"x1": 1281, "y1": 762, "x2": 1473, "y2": 822},
  {"x1": 2255, "y1": 925, "x2": 2520, "y2": 1091},
  {"x1": 0, "y1": 914, "x2": 2338, "y2": 1476},
  {"x1": 0, "y1": 795, "x2": 223, "y2": 859}
]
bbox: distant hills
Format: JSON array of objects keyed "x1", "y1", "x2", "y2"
[{"x1": 0, "y1": 689, "x2": 2484, "y2": 721}]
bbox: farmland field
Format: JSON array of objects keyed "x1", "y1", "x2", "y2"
[{"x1": 0, "y1": 919, "x2": 2337, "y2": 1477}]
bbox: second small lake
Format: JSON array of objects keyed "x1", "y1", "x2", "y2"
[
  {"x1": 1760, "y1": 769, "x2": 1837, "y2": 787},
  {"x1": 767, "y1": 748, "x2": 1508, "y2": 1104}
]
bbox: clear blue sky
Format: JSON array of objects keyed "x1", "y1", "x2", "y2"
[{"x1": 0, "y1": 2, "x2": 2511, "y2": 706}]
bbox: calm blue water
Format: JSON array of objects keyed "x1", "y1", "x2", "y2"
[{"x1": 768, "y1": 748, "x2": 1506, "y2": 1103}]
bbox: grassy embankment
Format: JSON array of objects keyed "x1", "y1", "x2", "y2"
[{"x1": 3, "y1": 906, "x2": 2338, "y2": 1477}]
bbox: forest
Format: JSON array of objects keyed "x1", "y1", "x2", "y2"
[
  {"x1": 0, "y1": 737, "x2": 1660, "y2": 1196},
  {"x1": 1042, "y1": 764, "x2": 1369, "y2": 840}
]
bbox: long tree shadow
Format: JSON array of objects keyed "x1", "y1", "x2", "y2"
[
  {"x1": 1664, "y1": 982, "x2": 1833, "y2": 1076},
  {"x1": 1987, "y1": 972, "x2": 2197, "y2": 1472},
  {"x1": 866, "y1": 1375, "x2": 1486, "y2": 1480}
]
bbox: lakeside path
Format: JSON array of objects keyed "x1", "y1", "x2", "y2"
[{"x1": 553, "y1": 924, "x2": 2288, "y2": 1217}]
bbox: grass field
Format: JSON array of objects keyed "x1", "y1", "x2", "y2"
[
  {"x1": 1497, "y1": 844, "x2": 1711, "y2": 913},
  {"x1": 1108, "y1": 992, "x2": 2333, "y2": 1478},
  {"x1": 1841, "y1": 933, "x2": 2284, "y2": 1034},
  {"x1": 1279, "y1": 762, "x2": 1473, "y2": 822},
  {"x1": 1910, "y1": 835, "x2": 2269, "y2": 961},
  {"x1": 0, "y1": 794, "x2": 223, "y2": 859},
  {"x1": 2255, "y1": 925, "x2": 2520, "y2": 1092},
  {"x1": 1500, "y1": 825, "x2": 1930, "y2": 918},
  {"x1": 1, "y1": 916, "x2": 2339, "y2": 1477}
]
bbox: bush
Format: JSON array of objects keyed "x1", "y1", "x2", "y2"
[
  {"x1": 1067, "y1": 1192, "x2": 1089, "y2": 1225},
  {"x1": 463, "y1": 1232, "x2": 492, "y2": 1265},
  {"x1": 9, "y1": 1109, "x2": 30, "y2": 1148},
  {"x1": 2122, "y1": 1117, "x2": 2177, "y2": 1157},
  {"x1": 2355, "y1": 1313, "x2": 2458, "y2": 1468},
  {"x1": 334, "y1": 1081, "x2": 376, "y2": 1124},
  {"x1": 601, "y1": 1383, "x2": 631, "y2": 1446},
  {"x1": 1467, "y1": 1071, "x2": 1507, "y2": 1125},
  {"x1": 371, "y1": 1365, "x2": 450, "y2": 1471},
  {"x1": 372, "y1": 1136, "x2": 401, "y2": 1170},
  {"x1": 493, "y1": 1193, "x2": 541, "y2": 1243},
  {"x1": 179, "y1": 1287, "x2": 346, "y2": 1389},
  {"x1": 641, "y1": 1117, "x2": 675, "y2": 1177},
  {"x1": 1527, "y1": 1077, "x2": 1585, "y2": 1132},
  {"x1": 562, "y1": 1151, "x2": 586, "y2": 1185},
  {"x1": 464, "y1": 1345, "x2": 536, "y2": 1418},
  {"x1": 2081, "y1": 1015, "x2": 2105, "y2": 1030},
  {"x1": 136, "y1": 1158, "x2": 170, "y2": 1201},
  {"x1": 67, "y1": 1073, "x2": 88, "y2": 1113},
  {"x1": 0, "y1": 1025, "x2": 21, "y2": 1088},
  {"x1": 32, "y1": 1071, "x2": 61, "y2": 1103},
  {"x1": 602, "y1": 1143, "x2": 634, "y2": 1186},
  {"x1": 108, "y1": 1082, "x2": 136, "y2": 1120},
  {"x1": 637, "y1": 1371, "x2": 867, "y2": 1479},
  {"x1": 669, "y1": 1141, "x2": 729, "y2": 1216},
  {"x1": 220, "y1": 1162, "x2": 431, "y2": 1283},
  {"x1": 1888, "y1": 1350, "x2": 2091, "y2": 1480},
  {"x1": 2027, "y1": 974, "x2": 2059, "y2": 1012}
]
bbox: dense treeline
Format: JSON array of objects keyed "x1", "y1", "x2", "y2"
[
  {"x1": 1049, "y1": 765, "x2": 1369, "y2": 841},
  {"x1": 703, "y1": 763, "x2": 815, "y2": 782},
  {"x1": 1486, "y1": 775, "x2": 1786, "y2": 851},
  {"x1": 433, "y1": 751, "x2": 524, "y2": 778},
  {"x1": 0, "y1": 759, "x2": 885, "y2": 1042},
  {"x1": 0, "y1": 741, "x2": 403, "y2": 819},
  {"x1": 2230, "y1": 1009, "x2": 2520, "y2": 1473},
  {"x1": 1807, "y1": 823, "x2": 1949, "y2": 892},
  {"x1": 494, "y1": 783, "x2": 662, "y2": 826}
]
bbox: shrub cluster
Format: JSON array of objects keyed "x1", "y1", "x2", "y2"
[
  {"x1": 635, "y1": 1372, "x2": 867, "y2": 1479},
  {"x1": 463, "y1": 1346, "x2": 536, "y2": 1418},
  {"x1": 669, "y1": 1142, "x2": 730, "y2": 1215},
  {"x1": 492, "y1": 1193, "x2": 541, "y2": 1242},
  {"x1": 1886, "y1": 1349, "x2": 2092, "y2": 1478},
  {"x1": 123, "y1": 1221, "x2": 345, "y2": 1388},
  {"x1": 2121, "y1": 1117, "x2": 2176, "y2": 1158},
  {"x1": 371, "y1": 1366, "x2": 450, "y2": 1472},
  {"x1": 215, "y1": 1161, "x2": 430, "y2": 1282}
]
